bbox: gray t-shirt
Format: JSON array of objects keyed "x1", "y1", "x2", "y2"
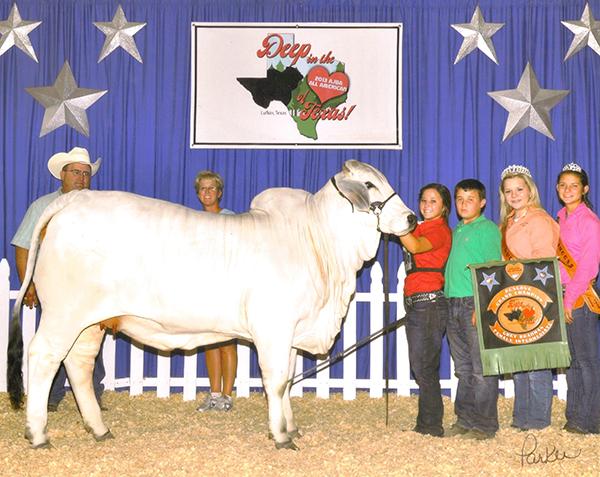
[{"x1": 11, "y1": 189, "x2": 63, "y2": 249}]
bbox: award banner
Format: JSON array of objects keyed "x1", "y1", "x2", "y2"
[
  {"x1": 470, "y1": 258, "x2": 571, "y2": 376},
  {"x1": 190, "y1": 23, "x2": 402, "y2": 149}
]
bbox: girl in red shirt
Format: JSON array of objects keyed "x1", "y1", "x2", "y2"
[{"x1": 400, "y1": 183, "x2": 452, "y2": 437}]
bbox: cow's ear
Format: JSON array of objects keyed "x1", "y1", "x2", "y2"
[
  {"x1": 342, "y1": 159, "x2": 360, "y2": 175},
  {"x1": 335, "y1": 177, "x2": 370, "y2": 212}
]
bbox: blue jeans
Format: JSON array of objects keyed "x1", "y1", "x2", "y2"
[
  {"x1": 49, "y1": 350, "x2": 106, "y2": 405},
  {"x1": 512, "y1": 370, "x2": 553, "y2": 429},
  {"x1": 405, "y1": 296, "x2": 448, "y2": 436},
  {"x1": 447, "y1": 297, "x2": 499, "y2": 434},
  {"x1": 565, "y1": 306, "x2": 600, "y2": 433}
]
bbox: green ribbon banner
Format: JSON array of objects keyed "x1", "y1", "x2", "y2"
[{"x1": 470, "y1": 257, "x2": 571, "y2": 376}]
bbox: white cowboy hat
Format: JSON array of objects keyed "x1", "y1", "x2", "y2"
[{"x1": 47, "y1": 147, "x2": 102, "y2": 179}]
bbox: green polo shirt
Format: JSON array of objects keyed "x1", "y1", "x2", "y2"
[{"x1": 444, "y1": 214, "x2": 501, "y2": 298}]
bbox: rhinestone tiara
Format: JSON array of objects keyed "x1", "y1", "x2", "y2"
[
  {"x1": 501, "y1": 164, "x2": 532, "y2": 180},
  {"x1": 562, "y1": 162, "x2": 582, "y2": 173}
]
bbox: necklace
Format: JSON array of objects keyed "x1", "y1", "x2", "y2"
[{"x1": 513, "y1": 208, "x2": 528, "y2": 222}]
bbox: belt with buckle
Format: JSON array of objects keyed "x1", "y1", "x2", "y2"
[{"x1": 405, "y1": 290, "x2": 444, "y2": 307}]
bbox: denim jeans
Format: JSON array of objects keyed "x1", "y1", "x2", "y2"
[
  {"x1": 49, "y1": 350, "x2": 106, "y2": 405},
  {"x1": 405, "y1": 296, "x2": 448, "y2": 436},
  {"x1": 512, "y1": 370, "x2": 553, "y2": 429},
  {"x1": 565, "y1": 306, "x2": 600, "y2": 433},
  {"x1": 447, "y1": 297, "x2": 499, "y2": 434}
]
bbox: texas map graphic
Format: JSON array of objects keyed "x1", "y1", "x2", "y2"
[{"x1": 237, "y1": 33, "x2": 355, "y2": 140}]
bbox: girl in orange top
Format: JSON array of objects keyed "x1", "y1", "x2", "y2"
[{"x1": 499, "y1": 165, "x2": 559, "y2": 431}]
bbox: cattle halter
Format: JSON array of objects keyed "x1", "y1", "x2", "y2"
[
  {"x1": 330, "y1": 177, "x2": 397, "y2": 215},
  {"x1": 369, "y1": 192, "x2": 397, "y2": 216}
]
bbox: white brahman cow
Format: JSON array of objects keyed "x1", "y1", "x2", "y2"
[{"x1": 8, "y1": 160, "x2": 416, "y2": 449}]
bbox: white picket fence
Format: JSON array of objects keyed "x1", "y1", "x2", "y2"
[{"x1": 0, "y1": 258, "x2": 567, "y2": 401}]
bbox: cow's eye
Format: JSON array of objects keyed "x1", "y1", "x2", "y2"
[{"x1": 365, "y1": 181, "x2": 376, "y2": 189}]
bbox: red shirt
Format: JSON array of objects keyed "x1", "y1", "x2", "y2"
[{"x1": 404, "y1": 217, "x2": 452, "y2": 296}]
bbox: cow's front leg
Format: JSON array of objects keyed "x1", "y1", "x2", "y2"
[
  {"x1": 63, "y1": 324, "x2": 111, "y2": 441},
  {"x1": 25, "y1": 332, "x2": 69, "y2": 448},
  {"x1": 256, "y1": 338, "x2": 298, "y2": 450},
  {"x1": 283, "y1": 347, "x2": 301, "y2": 439}
]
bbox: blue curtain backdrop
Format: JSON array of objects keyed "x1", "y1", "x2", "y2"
[{"x1": 1, "y1": 0, "x2": 599, "y2": 387}]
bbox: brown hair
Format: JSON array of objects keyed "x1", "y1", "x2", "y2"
[{"x1": 556, "y1": 169, "x2": 593, "y2": 210}]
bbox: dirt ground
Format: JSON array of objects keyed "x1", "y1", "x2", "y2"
[{"x1": 1, "y1": 391, "x2": 598, "y2": 476}]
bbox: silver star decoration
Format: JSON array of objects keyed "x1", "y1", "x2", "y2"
[
  {"x1": 487, "y1": 63, "x2": 569, "y2": 141},
  {"x1": 25, "y1": 61, "x2": 107, "y2": 137},
  {"x1": 533, "y1": 266, "x2": 553, "y2": 286},
  {"x1": 94, "y1": 4, "x2": 146, "y2": 63},
  {"x1": 0, "y1": 3, "x2": 42, "y2": 62},
  {"x1": 562, "y1": 3, "x2": 600, "y2": 61},
  {"x1": 451, "y1": 5, "x2": 504, "y2": 65},
  {"x1": 480, "y1": 272, "x2": 500, "y2": 292}
]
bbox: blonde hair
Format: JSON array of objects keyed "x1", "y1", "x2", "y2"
[
  {"x1": 194, "y1": 170, "x2": 224, "y2": 195},
  {"x1": 499, "y1": 172, "x2": 542, "y2": 232}
]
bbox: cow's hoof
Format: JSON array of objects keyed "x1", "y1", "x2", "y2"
[
  {"x1": 94, "y1": 430, "x2": 114, "y2": 442},
  {"x1": 275, "y1": 439, "x2": 299, "y2": 450},
  {"x1": 31, "y1": 441, "x2": 52, "y2": 450},
  {"x1": 24, "y1": 427, "x2": 49, "y2": 448},
  {"x1": 288, "y1": 429, "x2": 303, "y2": 439}
]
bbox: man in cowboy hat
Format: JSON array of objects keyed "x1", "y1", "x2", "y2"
[{"x1": 11, "y1": 146, "x2": 105, "y2": 411}]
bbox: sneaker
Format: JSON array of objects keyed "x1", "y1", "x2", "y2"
[
  {"x1": 216, "y1": 395, "x2": 233, "y2": 411},
  {"x1": 464, "y1": 429, "x2": 495, "y2": 440},
  {"x1": 445, "y1": 423, "x2": 470, "y2": 437},
  {"x1": 412, "y1": 425, "x2": 444, "y2": 437},
  {"x1": 196, "y1": 394, "x2": 218, "y2": 412},
  {"x1": 563, "y1": 422, "x2": 587, "y2": 435}
]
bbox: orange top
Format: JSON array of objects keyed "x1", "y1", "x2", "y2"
[{"x1": 504, "y1": 208, "x2": 559, "y2": 259}]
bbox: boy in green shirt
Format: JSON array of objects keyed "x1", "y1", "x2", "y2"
[{"x1": 444, "y1": 179, "x2": 501, "y2": 439}]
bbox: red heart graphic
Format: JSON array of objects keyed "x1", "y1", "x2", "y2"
[{"x1": 306, "y1": 66, "x2": 349, "y2": 104}]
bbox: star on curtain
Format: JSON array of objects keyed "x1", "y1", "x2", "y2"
[
  {"x1": 451, "y1": 5, "x2": 504, "y2": 65},
  {"x1": 94, "y1": 4, "x2": 146, "y2": 63},
  {"x1": 25, "y1": 61, "x2": 107, "y2": 137},
  {"x1": 0, "y1": 3, "x2": 42, "y2": 62},
  {"x1": 487, "y1": 63, "x2": 569, "y2": 141},
  {"x1": 562, "y1": 2, "x2": 600, "y2": 61}
]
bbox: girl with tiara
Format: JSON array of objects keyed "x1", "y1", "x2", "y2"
[
  {"x1": 499, "y1": 164, "x2": 559, "y2": 431},
  {"x1": 556, "y1": 163, "x2": 600, "y2": 435}
]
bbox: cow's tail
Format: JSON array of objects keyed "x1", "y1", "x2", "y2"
[
  {"x1": 7, "y1": 190, "x2": 84, "y2": 410},
  {"x1": 7, "y1": 308, "x2": 24, "y2": 409}
]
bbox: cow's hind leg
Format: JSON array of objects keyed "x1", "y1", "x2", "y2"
[
  {"x1": 63, "y1": 324, "x2": 111, "y2": 441},
  {"x1": 25, "y1": 324, "x2": 78, "y2": 448},
  {"x1": 256, "y1": 336, "x2": 298, "y2": 450}
]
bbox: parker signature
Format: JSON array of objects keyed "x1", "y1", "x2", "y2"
[{"x1": 518, "y1": 433, "x2": 582, "y2": 466}]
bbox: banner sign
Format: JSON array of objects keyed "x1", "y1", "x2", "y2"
[
  {"x1": 190, "y1": 23, "x2": 402, "y2": 149},
  {"x1": 470, "y1": 258, "x2": 571, "y2": 376}
]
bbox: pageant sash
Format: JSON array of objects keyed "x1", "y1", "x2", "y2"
[
  {"x1": 470, "y1": 258, "x2": 571, "y2": 376},
  {"x1": 556, "y1": 241, "x2": 600, "y2": 314},
  {"x1": 502, "y1": 237, "x2": 600, "y2": 314}
]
